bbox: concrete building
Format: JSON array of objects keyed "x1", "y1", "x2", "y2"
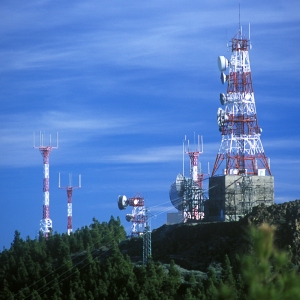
[
  {"x1": 167, "y1": 212, "x2": 183, "y2": 225},
  {"x1": 206, "y1": 175, "x2": 274, "y2": 222}
]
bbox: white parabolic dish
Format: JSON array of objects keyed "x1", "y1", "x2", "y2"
[
  {"x1": 218, "y1": 56, "x2": 229, "y2": 72},
  {"x1": 169, "y1": 173, "x2": 185, "y2": 211}
]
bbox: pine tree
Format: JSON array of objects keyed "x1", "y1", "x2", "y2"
[
  {"x1": 242, "y1": 224, "x2": 300, "y2": 300},
  {"x1": 205, "y1": 267, "x2": 218, "y2": 300},
  {"x1": 184, "y1": 288, "x2": 197, "y2": 300},
  {"x1": 161, "y1": 260, "x2": 181, "y2": 298}
]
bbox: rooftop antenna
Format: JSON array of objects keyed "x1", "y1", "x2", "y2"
[
  {"x1": 59, "y1": 173, "x2": 81, "y2": 235},
  {"x1": 33, "y1": 132, "x2": 58, "y2": 238}
]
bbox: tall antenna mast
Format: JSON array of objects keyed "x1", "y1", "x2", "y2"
[
  {"x1": 185, "y1": 134, "x2": 204, "y2": 187},
  {"x1": 117, "y1": 193, "x2": 146, "y2": 237},
  {"x1": 59, "y1": 173, "x2": 81, "y2": 235},
  {"x1": 212, "y1": 26, "x2": 271, "y2": 176},
  {"x1": 33, "y1": 132, "x2": 58, "y2": 238}
]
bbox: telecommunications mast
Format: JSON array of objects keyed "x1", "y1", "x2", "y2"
[
  {"x1": 117, "y1": 193, "x2": 151, "y2": 264},
  {"x1": 59, "y1": 173, "x2": 81, "y2": 235},
  {"x1": 207, "y1": 24, "x2": 274, "y2": 222},
  {"x1": 33, "y1": 132, "x2": 58, "y2": 238},
  {"x1": 212, "y1": 26, "x2": 271, "y2": 176},
  {"x1": 186, "y1": 135, "x2": 204, "y2": 188},
  {"x1": 169, "y1": 135, "x2": 206, "y2": 222},
  {"x1": 118, "y1": 193, "x2": 147, "y2": 237}
]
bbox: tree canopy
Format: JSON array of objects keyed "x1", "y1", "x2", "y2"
[{"x1": 1, "y1": 218, "x2": 300, "y2": 299}]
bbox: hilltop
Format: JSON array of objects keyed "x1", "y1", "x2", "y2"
[
  {"x1": 2, "y1": 200, "x2": 300, "y2": 299},
  {"x1": 120, "y1": 200, "x2": 300, "y2": 271}
]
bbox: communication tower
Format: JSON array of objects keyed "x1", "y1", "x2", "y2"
[
  {"x1": 118, "y1": 193, "x2": 151, "y2": 264},
  {"x1": 212, "y1": 26, "x2": 271, "y2": 176},
  {"x1": 59, "y1": 173, "x2": 81, "y2": 235},
  {"x1": 169, "y1": 135, "x2": 206, "y2": 222},
  {"x1": 118, "y1": 193, "x2": 147, "y2": 237},
  {"x1": 33, "y1": 132, "x2": 58, "y2": 238},
  {"x1": 207, "y1": 25, "x2": 274, "y2": 221}
]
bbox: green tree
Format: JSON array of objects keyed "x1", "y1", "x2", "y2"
[
  {"x1": 205, "y1": 267, "x2": 218, "y2": 300},
  {"x1": 161, "y1": 260, "x2": 181, "y2": 298},
  {"x1": 217, "y1": 224, "x2": 300, "y2": 300},
  {"x1": 217, "y1": 255, "x2": 237, "y2": 300},
  {"x1": 242, "y1": 224, "x2": 300, "y2": 300}
]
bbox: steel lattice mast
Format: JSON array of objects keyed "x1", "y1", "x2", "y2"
[
  {"x1": 126, "y1": 193, "x2": 146, "y2": 237},
  {"x1": 185, "y1": 135, "x2": 204, "y2": 188},
  {"x1": 118, "y1": 193, "x2": 150, "y2": 263},
  {"x1": 212, "y1": 27, "x2": 271, "y2": 177},
  {"x1": 118, "y1": 193, "x2": 147, "y2": 237},
  {"x1": 34, "y1": 132, "x2": 58, "y2": 238},
  {"x1": 183, "y1": 135, "x2": 205, "y2": 222},
  {"x1": 59, "y1": 173, "x2": 81, "y2": 235},
  {"x1": 143, "y1": 208, "x2": 151, "y2": 265}
]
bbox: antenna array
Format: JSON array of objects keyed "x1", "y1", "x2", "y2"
[
  {"x1": 169, "y1": 135, "x2": 206, "y2": 223},
  {"x1": 212, "y1": 29, "x2": 271, "y2": 176}
]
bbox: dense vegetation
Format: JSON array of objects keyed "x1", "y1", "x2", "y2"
[{"x1": 1, "y1": 215, "x2": 300, "y2": 299}]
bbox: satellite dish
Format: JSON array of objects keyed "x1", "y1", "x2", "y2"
[
  {"x1": 169, "y1": 173, "x2": 185, "y2": 211},
  {"x1": 118, "y1": 195, "x2": 128, "y2": 210},
  {"x1": 220, "y1": 93, "x2": 227, "y2": 105},
  {"x1": 126, "y1": 214, "x2": 134, "y2": 222},
  {"x1": 220, "y1": 72, "x2": 229, "y2": 84},
  {"x1": 218, "y1": 56, "x2": 229, "y2": 72}
]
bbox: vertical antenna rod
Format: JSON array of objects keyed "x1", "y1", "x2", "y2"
[
  {"x1": 58, "y1": 173, "x2": 81, "y2": 235},
  {"x1": 185, "y1": 134, "x2": 203, "y2": 185},
  {"x1": 239, "y1": 2, "x2": 241, "y2": 30},
  {"x1": 184, "y1": 134, "x2": 206, "y2": 222},
  {"x1": 33, "y1": 132, "x2": 58, "y2": 238}
]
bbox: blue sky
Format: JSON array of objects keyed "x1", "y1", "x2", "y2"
[{"x1": 1, "y1": 0, "x2": 300, "y2": 249}]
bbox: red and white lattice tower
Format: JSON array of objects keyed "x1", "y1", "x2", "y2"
[
  {"x1": 59, "y1": 173, "x2": 81, "y2": 235},
  {"x1": 183, "y1": 135, "x2": 205, "y2": 221},
  {"x1": 185, "y1": 135, "x2": 204, "y2": 188},
  {"x1": 118, "y1": 193, "x2": 146, "y2": 237},
  {"x1": 212, "y1": 26, "x2": 271, "y2": 176},
  {"x1": 33, "y1": 132, "x2": 58, "y2": 238}
]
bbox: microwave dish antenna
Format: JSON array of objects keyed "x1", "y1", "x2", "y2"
[
  {"x1": 117, "y1": 192, "x2": 146, "y2": 237},
  {"x1": 218, "y1": 56, "x2": 229, "y2": 72},
  {"x1": 169, "y1": 173, "x2": 185, "y2": 211},
  {"x1": 169, "y1": 135, "x2": 207, "y2": 222},
  {"x1": 118, "y1": 195, "x2": 128, "y2": 210}
]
